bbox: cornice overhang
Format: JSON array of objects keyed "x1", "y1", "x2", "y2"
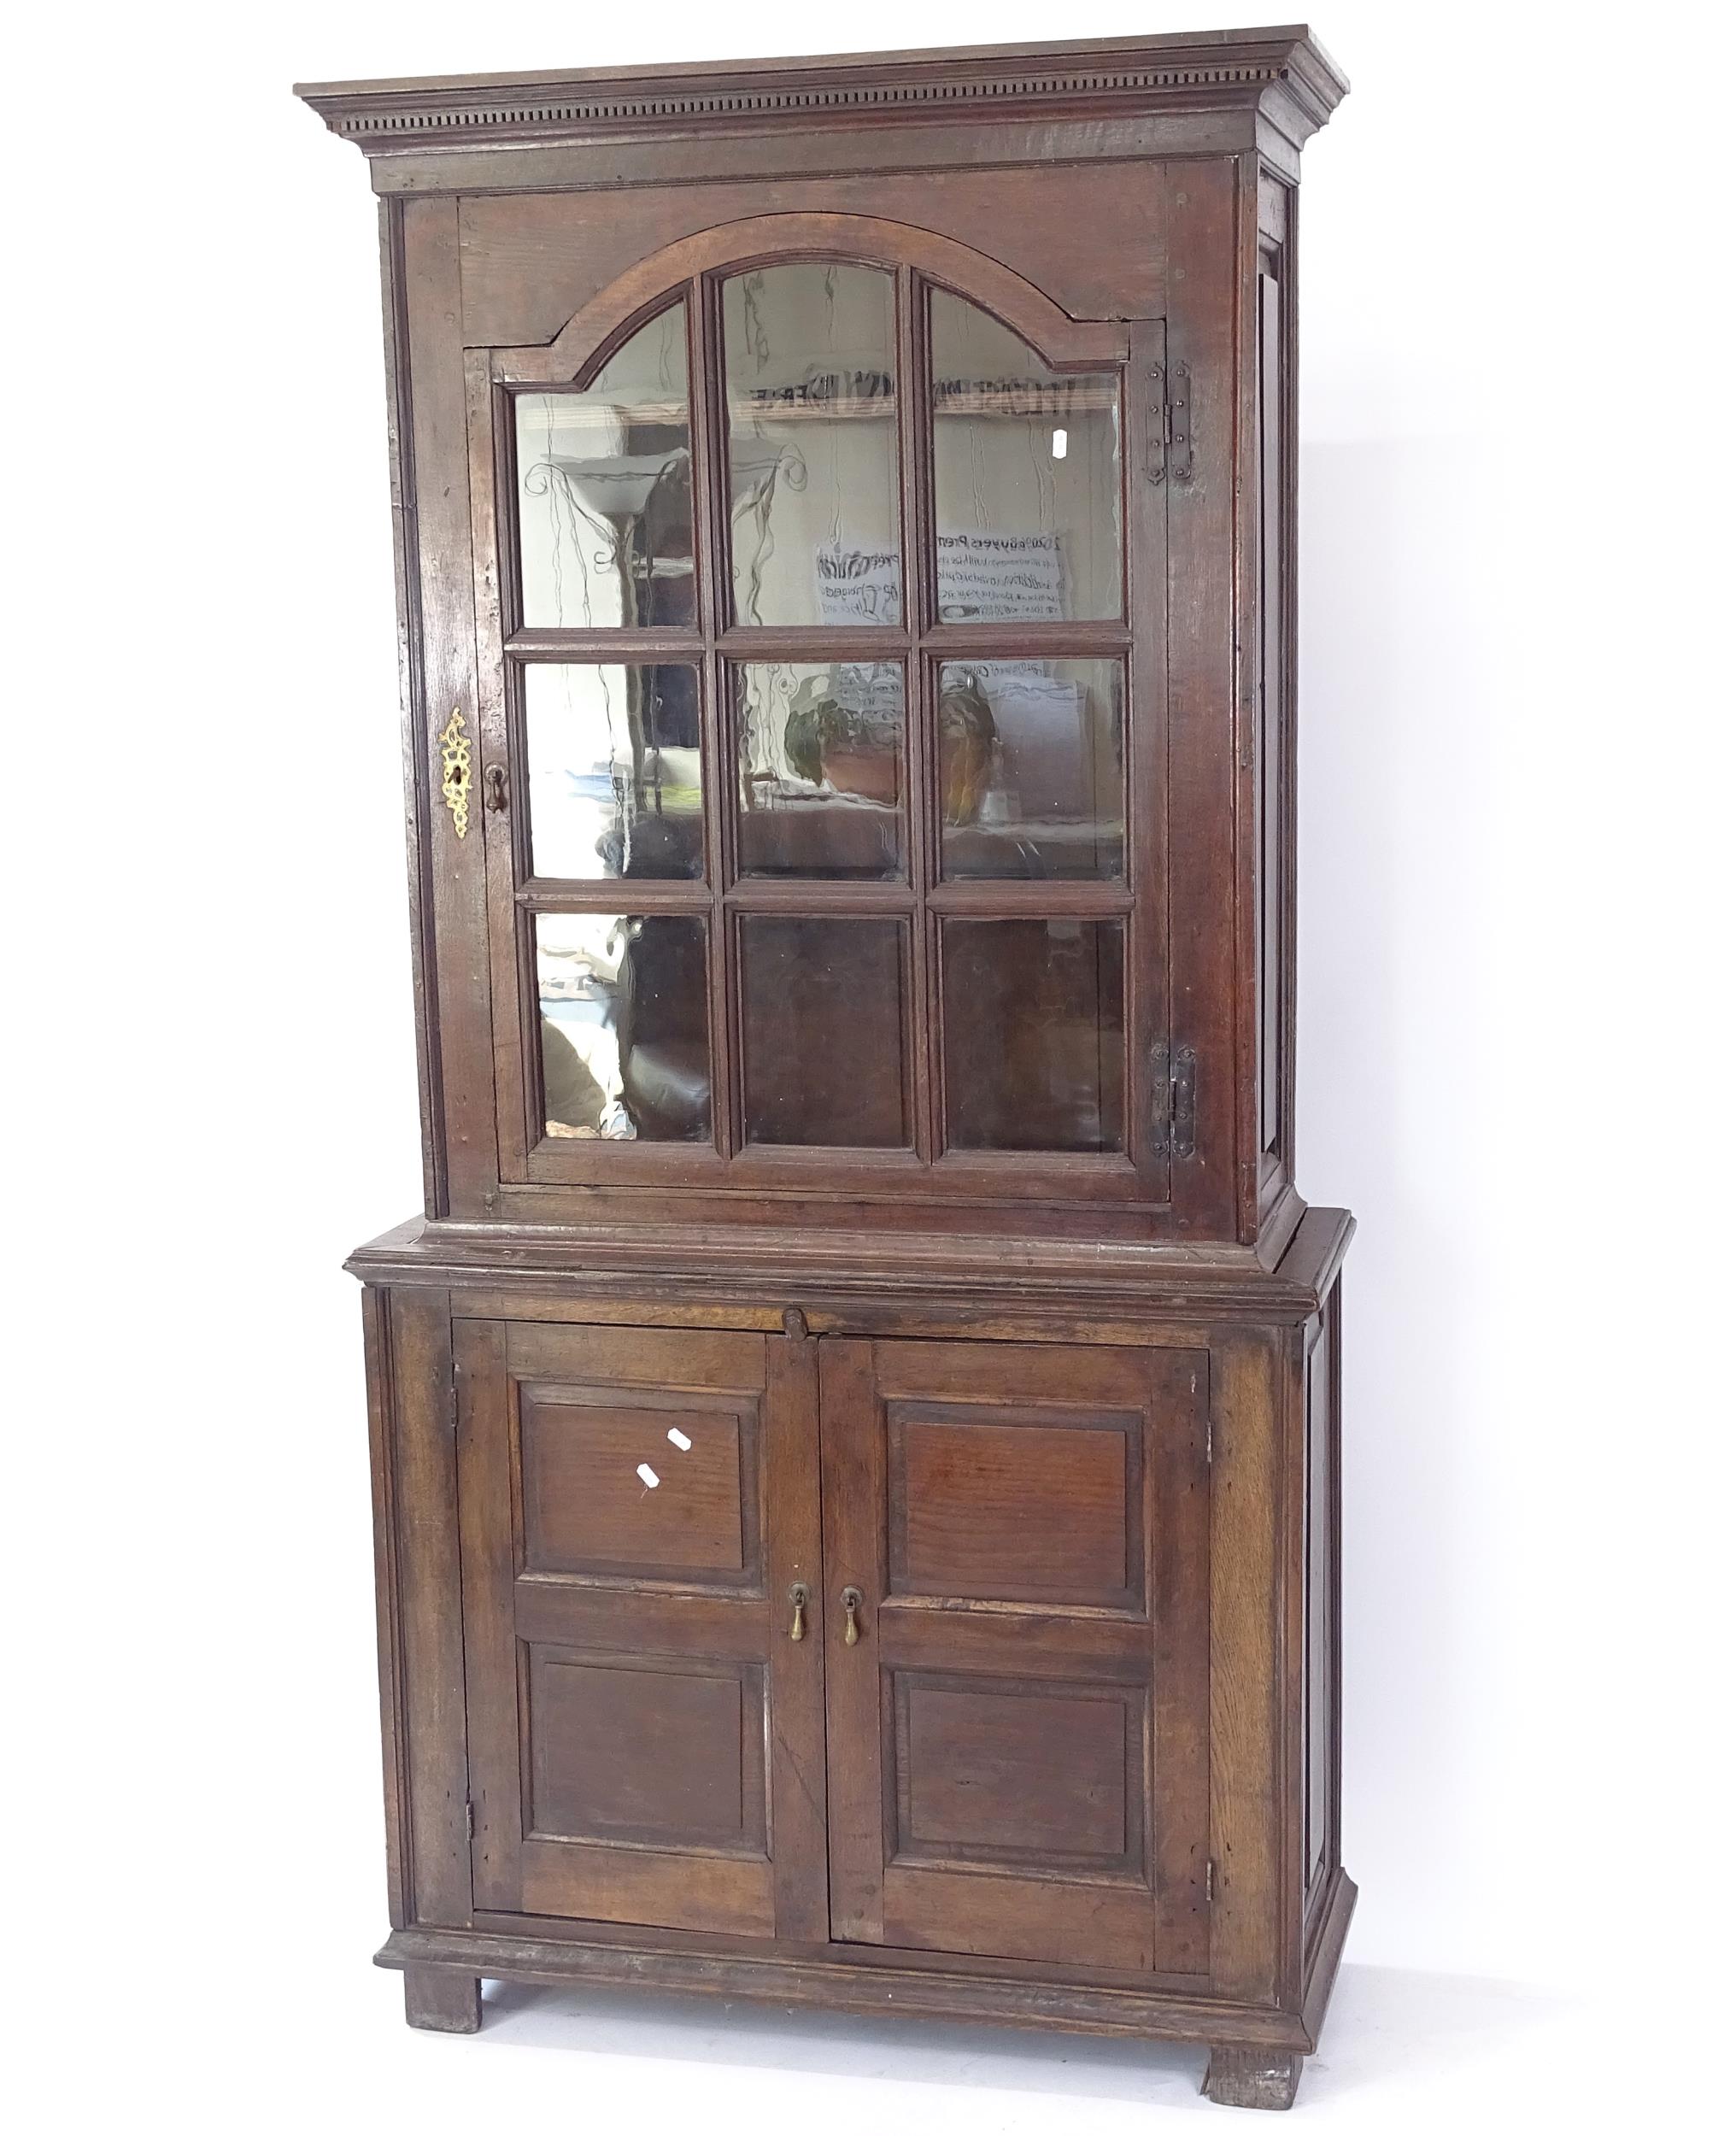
[{"x1": 296, "y1": 25, "x2": 1348, "y2": 167}]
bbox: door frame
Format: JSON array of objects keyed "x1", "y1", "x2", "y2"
[
  {"x1": 454, "y1": 1315, "x2": 830, "y2": 1941},
  {"x1": 817, "y1": 1333, "x2": 1212, "y2": 1977}
]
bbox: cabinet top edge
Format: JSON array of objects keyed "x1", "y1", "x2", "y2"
[{"x1": 294, "y1": 25, "x2": 1347, "y2": 162}]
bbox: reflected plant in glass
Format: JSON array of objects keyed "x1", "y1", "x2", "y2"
[
  {"x1": 937, "y1": 659, "x2": 1124, "y2": 879},
  {"x1": 735, "y1": 662, "x2": 905, "y2": 880}
]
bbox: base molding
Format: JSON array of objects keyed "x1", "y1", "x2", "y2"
[
  {"x1": 1300, "y1": 1869, "x2": 1358, "y2": 2048},
  {"x1": 376, "y1": 1917, "x2": 1339, "y2": 2054}
]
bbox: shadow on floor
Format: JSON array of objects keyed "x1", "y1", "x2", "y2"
[{"x1": 460, "y1": 1961, "x2": 1574, "y2": 2113}]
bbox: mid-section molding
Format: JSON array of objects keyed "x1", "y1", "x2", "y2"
[
  {"x1": 296, "y1": 27, "x2": 1348, "y2": 161},
  {"x1": 344, "y1": 1206, "x2": 1354, "y2": 1323}
]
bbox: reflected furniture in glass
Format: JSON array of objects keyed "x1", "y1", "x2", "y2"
[{"x1": 302, "y1": 28, "x2": 1353, "y2": 2113}]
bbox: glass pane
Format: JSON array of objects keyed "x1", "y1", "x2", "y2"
[
  {"x1": 937, "y1": 659, "x2": 1123, "y2": 880},
  {"x1": 536, "y1": 913, "x2": 710, "y2": 1143},
  {"x1": 930, "y1": 291, "x2": 1122, "y2": 622},
  {"x1": 525, "y1": 665, "x2": 704, "y2": 882},
  {"x1": 741, "y1": 918, "x2": 908, "y2": 1147},
  {"x1": 734, "y1": 662, "x2": 904, "y2": 881},
  {"x1": 942, "y1": 919, "x2": 1124, "y2": 1153},
  {"x1": 516, "y1": 305, "x2": 694, "y2": 629},
  {"x1": 724, "y1": 266, "x2": 900, "y2": 627}
]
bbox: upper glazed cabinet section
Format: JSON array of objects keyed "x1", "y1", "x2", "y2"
[
  {"x1": 478, "y1": 220, "x2": 1155, "y2": 1208},
  {"x1": 298, "y1": 33, "x2": 1348, "y2": 1243}
]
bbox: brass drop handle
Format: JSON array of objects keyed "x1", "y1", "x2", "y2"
[
  {"x1": 788, "y1": 1583, "x2": 809, "y2": 1642},
  {"x1": 841, "y1": 1587, "x2": 863, "y2": 1646},
  {"x1": 484, "y1": 763, "x2": 509, "y2": 813}
]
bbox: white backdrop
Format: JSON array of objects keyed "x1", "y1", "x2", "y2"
[{"x1": 9, "y1": 3, "x2": 1732, "y2": 2127}]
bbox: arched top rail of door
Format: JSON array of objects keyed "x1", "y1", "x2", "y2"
[{"x1": 492, "y1": 213, "x2": 1133, "y2": 387}]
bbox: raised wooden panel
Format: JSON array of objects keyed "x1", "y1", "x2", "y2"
[
  {"x1": 505, "y1": 1321, "x2": 765, "y2": 1393},
  {"x1": 527, "y1": 1650, "x2": 765, "y2": 1852},
  {"x1": 880, "y1": 1867, "x2": 1156, "y2": 1973},
  {"x1": 890, "y1": 1404, "x2": 1141, "y2": 1611},
  {"x1": 518, "y1": 1840, "x2": 775, "y2": 1938},
  {"x1": 519, "y1": 1394, "x2": 754, "y2": 1584},
  {"x1": 894, "y1": 1673, "x2": 1143, "y2": 1873}
]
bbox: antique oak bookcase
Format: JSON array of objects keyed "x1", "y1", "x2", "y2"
[{"x1": 300, "y1": 25, "x2": 1353, "y2": 2111}]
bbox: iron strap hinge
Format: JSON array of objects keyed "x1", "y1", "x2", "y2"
[
  {"x1": 1145, "y1": 360, "x2": 1194, "y2": 485},
  {"x1": 1149, "y1": 1042, "x2": 1199, "y2": 1161}
]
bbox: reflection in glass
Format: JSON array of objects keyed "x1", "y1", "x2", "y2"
[
  {"x1": 930, "y1": 291, "x2": 1122, "y2": 622},
  {"x1": 937, "y1": 659, "x2": 1124, "y2": 880},
  {"x1": 724, "y1": 266, "x2": 901, "y2": 627},
  {"x1": 516, "y1": 305, "x2": 694, "y2": 629},
  {"x1": 942, "y1": 919, "x2": 1124, "y2": 1153},
  {"x1": 525, "y1": 666, "x2": 704, "y2": 882},
  {"x1": 536, "y1": 913, "x2": 710, "y2": 1142},
  {"x1": 734, "y1": 663, "x2": 904, "y2": 880},
  {"x1": 741, "y1": 918, "x2": 908, "y2": 1147}
]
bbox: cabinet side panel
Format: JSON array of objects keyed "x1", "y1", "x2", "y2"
[
  {"x1": 1252, "y1": 169, "x2": 1298, "y2": 1219},
  {"x1": 1302, "y1": 1281, "x2": 1343, "y2": 1942},
  {"x1": 383, "y1": 1287, "x2": 473, "y2": 1926},
  {"x1": 362, "y1": 1287, "x2": 410, "y2": 1928}
]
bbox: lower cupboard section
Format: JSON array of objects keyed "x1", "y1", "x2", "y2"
[
  {"x1": 451, "y1": 1317, "x2": 1211, "y2": 1975},
  {"x1": 364, "y1": 1270, "x2": 1351, "y2": 2063}
]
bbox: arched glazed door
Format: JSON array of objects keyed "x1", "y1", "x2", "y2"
[{"x1": 468, "y1": 214, "x2": 1171, "y2": 1217}]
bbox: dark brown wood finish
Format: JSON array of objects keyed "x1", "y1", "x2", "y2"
[
  {"x1": 402, "y1": 1963, "x2": 482, "y2": 2034},
  {"x1": 455, "y1": 1320, "x2": 828, "y2": 1939},
  {"x1": 821, "y1": 1338, "x2": 1210, "y2": 1974},
  {"x1": 304, "y1": 26, "x2": 1355, "y2": 2110}
]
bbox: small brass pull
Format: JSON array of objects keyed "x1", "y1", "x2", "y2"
[
  {"x1": 484, "y1": 763, "x2": 509, "y2": 813},
  {"x1": 841, "y1": 1587, "x2": 863, "y2": 1646},
  {"x1": 788, "y1": 1583, "x2": 808, "y2": 1642}
]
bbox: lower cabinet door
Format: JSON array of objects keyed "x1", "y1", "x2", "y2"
[
  {"x1": 820, "y1": 1338, "x2": 1212, "y2": 1975},
  {"x1": 455, "y1": 1319, "x2": 829, "y2": 1939}
]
